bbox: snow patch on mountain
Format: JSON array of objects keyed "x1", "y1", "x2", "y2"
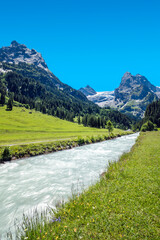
[{"x1": 87, "y1": 91, "x2": 114, "y2": 107}]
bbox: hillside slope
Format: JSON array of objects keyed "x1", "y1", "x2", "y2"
[{"x1": 0, "y1": 106, "x2": 125, "y2": 146}]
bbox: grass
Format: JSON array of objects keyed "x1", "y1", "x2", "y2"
[
  {"x1": 14, "y1": 131, "x2": 160, "y2": 239},
  {"x1": 0, "y1": 106, "x2": 126, "y2": 146},
  {"x1": 0, "y1": 106, "x2": 131, "y2": 160}
]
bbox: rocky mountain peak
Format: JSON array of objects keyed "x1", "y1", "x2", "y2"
[
  {"x1": 11, "y1": 40, "x2": 20, "y2": 47},
  {"x1": 79, "y1": 85, "x2": 97, "y2": 96},
  {"x1": 121, "y1": 72, "x2": 133, "y2": 84},
  {"x1": 122, "y1": 72, "x2": 132, "y2": 78},
  {"x1": 135, "y1": 73, "x2": 142, "y2": 77},
  {"x1": 0, "y1": 41, "x2": 49, "y2": 72}
]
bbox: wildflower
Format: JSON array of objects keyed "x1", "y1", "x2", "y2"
[
  {"x1": 74, "y1": 228, "x2": 77, "y2": 232},
  {"x1": 51, "y1": 217, "x2": 61, "y2": 222}
]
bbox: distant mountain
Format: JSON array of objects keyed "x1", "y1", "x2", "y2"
[
  {"x1": 113, "y1": 72, "x2": 159, "y2": 117},
  {"x1": 156, "y1": 86, "x2": 160, "y2": 98},
  {"x1": 79, "y1": 85, "x2": 97, "y2": 96},
  {"x1": 79, "y1": 72, "x2": 160, "y2": 118}
]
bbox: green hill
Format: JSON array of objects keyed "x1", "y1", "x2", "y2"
[{"x1": 0, "y1": 106, "x2": 125, "y2": 146}]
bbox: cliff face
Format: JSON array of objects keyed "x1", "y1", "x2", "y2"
[
  {"x1": 113, "y1": 72, "x2": 158, "y2": 118},
  {"x1": 0, "y1": 41, "x2": 49, "y2": 72}
]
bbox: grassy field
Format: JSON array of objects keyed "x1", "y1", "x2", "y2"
[
  {"x1": 0, "y1": 106, "x2": 126, "y2": 146},
  {"x1": 18, "y1": 131, "x2": 160, "y2": 240}
]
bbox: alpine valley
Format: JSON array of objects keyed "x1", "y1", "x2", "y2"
[
  {"x1": 80, "y1": 72, "x2": 160, "y2": 118},
  {"x1": 0, "y1": 41, "x2": 132, "y2": 129}
]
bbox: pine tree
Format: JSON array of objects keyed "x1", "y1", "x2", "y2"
[
  {"x1": 106, "y1": 120, "x2": 114, "y2": 137},
  {"x1": 0, "y1": 92, "x2": 5, "y2": 106},
  {"x1": 6, "y1": 96, "x2": 13, "y2": 111},
  {"x1": 78, "y1": 115, "x2": 81, "y2": 124}
]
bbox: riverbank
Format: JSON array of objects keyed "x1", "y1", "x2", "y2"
[
  {"x1": 0, "y1": 131, "x2": 132, "y2": 162},
  {"x1": 20, "y1": 131, "x2": 160, "y2": 239},
  {"x1": 0, "y1": 106, "x2": 132, "y2": 162}
]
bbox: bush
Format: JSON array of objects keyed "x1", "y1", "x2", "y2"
[
  {"x1": 153, "y1": 124, "x2": 158, "y2": 131},
  {"x1": 77, "y1": 137, "x2": 85, "y2": 145},
  {"x1": 90, "y1": 136, "x2": 96, "y2": 143},
  {"x1": 141, "y1": 120, "x2": 154, "y2": 132},
  {"x1": 1, "y1": 147, "x2": 11, "y2": 161}
]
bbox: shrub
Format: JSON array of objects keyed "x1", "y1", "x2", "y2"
[
  {"x1": 77, "y1": 137, "x2": 85, "y2": 145},
  {"x1": 90, "y1": 136, "x2": 96, "y2": 143},
  {"x1": 141, "y1": 120, "x2": 154, "y2": 132},
  {"x1": 1, "y1": 147, "x2": 11, "y2": 161},
  {"x1": 96, "y1": 135, "x2": 103, "y2": 142}
]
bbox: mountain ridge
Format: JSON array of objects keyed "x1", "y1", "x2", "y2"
[
  {"x1": 80, "y1": 72, "x2": 160, "y2": 118},
  {"x1": 0, "y1": 41, "x2": 89, "y2": 102},
  {"x1": 0, "y1": 41, "x2": 49, "y2": 72}
]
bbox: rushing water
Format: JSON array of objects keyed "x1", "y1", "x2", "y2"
[{"x1": 0, "y1": 133, "x2": 139, "y2": 238}]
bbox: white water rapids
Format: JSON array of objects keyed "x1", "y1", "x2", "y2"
[{"x1": 0, "y1": 133, "x2": 139, "y2": 238}]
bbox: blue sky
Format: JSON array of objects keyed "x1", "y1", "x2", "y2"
[{"x1": 1, "y1": 0, "x2": 160, "y2": 91}]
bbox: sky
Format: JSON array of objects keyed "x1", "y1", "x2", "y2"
[{"x1": 0, "y1": 0, "x2": 160, "y2": 91}]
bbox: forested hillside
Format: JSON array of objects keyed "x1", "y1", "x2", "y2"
[
  {"x1": 132, "y1": 99, "x2": 160, "y2": 131},
  {"x1": 144, "y1": 99, "x2": 160, "y2": 127}
]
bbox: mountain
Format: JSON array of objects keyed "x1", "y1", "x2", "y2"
[
  {"x1": 114, "y1": 72, "x2": 159, "y2": 118},
  {"x1": 0, "y1": 41, "x2": 89, "y2": 102},
  {"x1": 0, "y1": 40, "x2": 49, "y2": 72},
  {"x1": 79, "y1": 85, "x2": 97, "y2": 96},
  {"x1": 79, "y1": 85, "x2": 114, "y2": 107},
  {"x1": 0, "y1": 41, "x2": 133, "y2": 129},
  {"x1": 0, "y1": 41, "x2": 100, "y2": 119},
  {"x1": 80, "y1": 72, "x2": 160, "y2": 118}
]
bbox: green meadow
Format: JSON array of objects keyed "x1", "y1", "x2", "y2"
[
  {"x1": 17, "y1": 131, "x2": 160, "y2": 240},
  {"x1": 0, "y1": 106, "x2": 125, "y2": 146}
]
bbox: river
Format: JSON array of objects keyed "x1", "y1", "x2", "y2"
[{"x1": 0, "y1": 133, "x2": 139, "y2": 238}]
